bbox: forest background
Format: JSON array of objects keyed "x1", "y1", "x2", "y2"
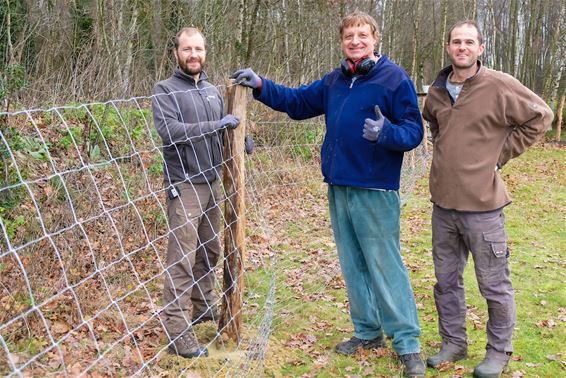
[{"x1": 1, "y1": 0, "x2": 565, "y2": 132}]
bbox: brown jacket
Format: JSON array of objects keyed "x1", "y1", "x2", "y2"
[{"x1": 423, "y1": 62, "x2": 553, "y2": 211}]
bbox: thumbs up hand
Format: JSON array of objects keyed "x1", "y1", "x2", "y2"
[{"x1": 362, "y1": 105, "x2": 385, "y2": 142}]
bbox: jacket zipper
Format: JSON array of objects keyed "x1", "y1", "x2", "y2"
[
  {"x1": 327, "y1": 76, "x2": 358, "y2": 184},
  {"x1": 196, "y1": 80, "x2": 218, "y2": 178},
  {"x1": 349, "y1": 76, "x2": 358, "y2": 89}
]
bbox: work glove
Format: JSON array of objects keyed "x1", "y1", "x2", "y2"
[
  {"x1": 218, "y1": 114, "x2": 240, "y2": 130},
  {"x1": 245, "y1": 135, "x2": 255, "y2": 155},
  {"x1": 362, "y1": 105, "x2": 385, "y2": 142},
  {"x1": 231, "y1": 68, "x2": 263, "y2": 90}
]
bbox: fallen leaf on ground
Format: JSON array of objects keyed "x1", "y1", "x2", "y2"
[
  {"x1": 525, "y1": 362, "x2": 541, "y2": 368},
  {"x1": 437, "y1": 360, "x2": 453, "y2": 372},
  {"x1": 536, "y1": 319, "x2": 556, "y2": 328}
]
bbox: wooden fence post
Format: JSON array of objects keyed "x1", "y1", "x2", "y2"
[{"x1": 218, "y1": 82, "x2": 247, "y2": 342}]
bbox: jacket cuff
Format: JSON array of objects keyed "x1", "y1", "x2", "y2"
[
  {"x1": 375, "y1": 117, "x2": 392, "y2": 145},
  {"x1": 252, "y1": 77, "x2": 264, "y2": 97}
]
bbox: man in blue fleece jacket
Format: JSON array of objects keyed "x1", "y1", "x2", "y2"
[{"x1": 232, "y1": 10, "x2": 425, "y2": 378}]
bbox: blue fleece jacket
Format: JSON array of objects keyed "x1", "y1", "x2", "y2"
[{"x1": 255, "y1": 55, "x2": 423, "y2": 190}]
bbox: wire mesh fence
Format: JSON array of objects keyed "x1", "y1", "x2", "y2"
[{"x1": 0, "y1": 90, "x2": 428, "y2": 377}]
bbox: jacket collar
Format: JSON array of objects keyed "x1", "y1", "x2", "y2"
[
  {"x1": 432, "y1": 60, "x2": 483, "y2": 88},
  {"x1": 367, "y1": 54, "x2": 389, "y2": 78},
  {"x1": 173, "y1": 67, "x2": 209, "y2": 85}
]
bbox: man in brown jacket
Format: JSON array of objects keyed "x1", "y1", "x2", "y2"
[{"x1": 422, "y1": 20, "x2": 553, "y2": 378}]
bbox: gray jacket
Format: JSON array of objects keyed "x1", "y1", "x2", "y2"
[{"x1": 152, "y1": 68, "x2": 224, "y2": 184}]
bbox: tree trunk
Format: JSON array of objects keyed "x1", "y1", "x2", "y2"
[
  {"x1": 531, "y1": 0, "x2": 545, "y2": 92},
  {"x1": 236, "y1": 0, "x2": 245, "y2": 67},
  {"x1": 114, "y1": 0, "x2": 124, "y2": 92},
  {"x1": 4, "y1": 0, "x2": 15, "y2": 64},
  {"x1": 471, "y1": 0, "x2": 477, "y2": 19},
  {"x1": 244, "y1": 0, "x2": 261, "y2": 66},
  {"x1": 439, "y1": 0, "x2": 448, "y2": 68},
  {"x1": 122, "y1": 2, "x2": 138, "y2": 95},
  {"x1": 541, "y1": 8, "x2": 561, "y2": 101},
  {"x1": 386, "y1": 0, "x2": 397, "y2": 57},
  {"x1": 489, "y1": 0, "x2": 498, "y2": 70},
  {"x1": 507, "y1": 0, "x2": 518, "y2": 76},
  {"x1": 368, "y1": 0, "x2": 376, "y2": 14},
  {"x1": 282, "y1": 0, "x2": 290, "y2": 76},
  {"x1": 410, "y1": 0, "x2": 421, "y2": 88},
  {"x1": 520, "y1": 0, "x2": 537, "y2": 85},
  {"x1": 379, "y1": 0, "x2": 387, "y2": 55}
]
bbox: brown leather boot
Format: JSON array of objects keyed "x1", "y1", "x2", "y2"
[{"x1": 168, "y1": 332, "x2": 208, "y2": 359}]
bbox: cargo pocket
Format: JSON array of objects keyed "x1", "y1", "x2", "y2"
[
  {"x1": 483, "y1": 229, "x2": 508, "y2": 259},
  {"x1": 476, "y1": 229, "x2": 509, "y2": 283}
]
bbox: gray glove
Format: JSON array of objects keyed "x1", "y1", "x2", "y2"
[
  {"x1": 231, "y1": 68, "x2": 262, "y2": 89},
  {"x1": 362, "y1": 105, "x2": 384, "y2": 142},
  {"x1": 218, "y1": 114, "x2": 240, "y2": 130},
  {"x1": 245, "y1": 135, "x2": 255, "y2": 154}
]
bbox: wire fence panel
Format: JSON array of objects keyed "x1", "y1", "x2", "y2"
[{"x1": 0, "y1": 90, "x2": 428, "y2": 377}]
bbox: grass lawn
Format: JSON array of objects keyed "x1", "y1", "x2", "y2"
[{"x1": 258, "y1": 144, "x2": 565, "y2": 377}]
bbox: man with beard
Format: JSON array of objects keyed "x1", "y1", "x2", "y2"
[
  {"x1": 423, "y1": 21, "x2": 553, "y2": 378},
  {"x1": 152, "y1": 27, "x2": 240, "y2": 359}
]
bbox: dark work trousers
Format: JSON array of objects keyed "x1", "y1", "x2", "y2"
[
  {"x1": 163, "y1": 181, "x2": 221, "y2": 338},
  {"x1": 431, "y1": 205, "x2": 516, "y2": 358}
]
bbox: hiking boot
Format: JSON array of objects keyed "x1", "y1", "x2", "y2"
[
  {"x1": 168, "y1": 332, "x2": 209, "y2": 359},
  {"x1": 427, "y1": 347, "x2": 468, "y2": 368},
  {"x1": 400, "y1": 353, "x2": 426, "y2": 377},
  {"x1": 473, "y1": 351, "x2": 510, "y2": 378},
  {"x1": 335, "y1": 335, "x2": 386, "y2": 355}
]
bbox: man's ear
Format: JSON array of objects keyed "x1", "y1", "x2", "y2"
[{"x1": 173, "y1": 48, "x2": 178, "y2": 61}]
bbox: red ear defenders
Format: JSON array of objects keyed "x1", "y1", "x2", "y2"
[{"x1": 341, "y1": 56, "x2": 375, "y2": 77}]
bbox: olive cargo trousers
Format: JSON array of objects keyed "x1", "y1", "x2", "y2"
[{"x1": 163, "y1": 181, "x2": 221, "y2": 337}]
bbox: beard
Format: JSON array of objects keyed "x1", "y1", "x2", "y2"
[
  {"x1": 178, "y1": 58, "x2": 204, "y2": 76},
  {"x1": 451, "y1": 58, "x2": 476, "y2": 70}
]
